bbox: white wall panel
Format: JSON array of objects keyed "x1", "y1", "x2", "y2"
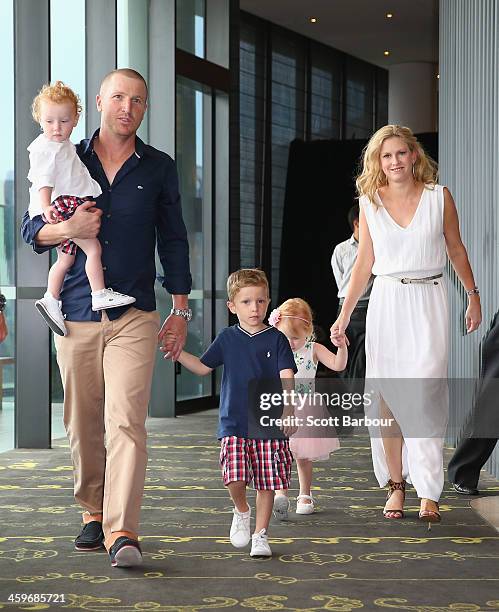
[{"x1": 440, "y1": 0, "x2": 499, "y2": 478}]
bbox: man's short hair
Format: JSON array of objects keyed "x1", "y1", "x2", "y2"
[
  {"x1": 100, "y1": 68, "x2": 148, "y2": 100},
  {"x1": 227, "y1": 269, "x2": 269, "y2": 302},
  {"x1": 347, "y1": 203, "x2": 360, "y2": 231}
]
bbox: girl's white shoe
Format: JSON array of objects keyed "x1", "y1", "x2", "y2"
[{"x1": 296, "y1": 494, "x2": 315, "y2": 515}]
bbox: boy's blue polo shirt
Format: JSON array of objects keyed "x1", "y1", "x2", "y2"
[{"x1": 200, "y1": 324, "x2": 297, "y2": 439}]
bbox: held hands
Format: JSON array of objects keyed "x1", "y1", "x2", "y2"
[
  {"x1": 280, "y1": 405, "x2": 298, "y2": 437},
  {"x1": 330, "y1": 315, "x2": 350, "y2": 347},
  {"x1": 158, "y1": 314, "x2": 188, "y2": 361},
  {"x1": 465, "y1": 297, "x2": 482, "y2": 333}
]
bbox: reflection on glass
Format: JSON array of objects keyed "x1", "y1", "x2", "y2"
[
  {"x1": 50, "y1": 0, "x2": 87, "y2": 439},
  {"x1": 50, "y1": 0, "x2": 86, "y2": 143},
  {"x1": 0, "y1": 1, "x2": 14, "y2": 451},
  {"x1": 176, "y1": 77, "x2": 211, "y2": 401},
  {"x1": 0, "y1": 296, "x2": 15, "y2": 451},
  {"x1": 345, "y1": 59, "x2": 374, "y2": 139},
  {"x1": 0, "y1": 1, "x2": 14, "y2": 288},
  {"x1": 271, "y1": 40, "x2": 305, "y2": 304},
  {"x1": 176, "y1": 0, "x2": 205, "y2": 58},
  {"x1": 117, "y1": 0, "x2": 149, "y2": 142}
]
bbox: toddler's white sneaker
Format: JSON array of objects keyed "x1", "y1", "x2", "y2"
[
  {"x1": 250, "y1": 528, "x2": 272, "y2": 557},
  {"x1": 273, "y1": 494, "x2": 290, "y2": 520},
  {"x1": 229, "y1": 507, "x2": 251, "y2": 548},
  {"x1": 296, "y1": 494, "x2": 315, "y2": 514},
  {"x1": 35, "y1": 292, "x2": 67, "y2": 336},
  {"x1": 92, "y1": 288, "x2": 136, "y2": 311}
]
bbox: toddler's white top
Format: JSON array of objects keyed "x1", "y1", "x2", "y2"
[{"x1": 27, "y1": 134, "x2": 102, "y2": 218}]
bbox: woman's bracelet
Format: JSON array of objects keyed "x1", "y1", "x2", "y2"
[{"x1": 466, "y1": 287, "x2": 479, "y2": 296}]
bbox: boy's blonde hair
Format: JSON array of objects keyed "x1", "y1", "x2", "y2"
[
  {"x1": 356, "y1": 124, "x2": 438, "y2": 206},
  {"x1": 227, "y1": 268, "x2": 269, "y2": 302},
  {"x1": 32, "y1": 81, "x2": 82, "y2": 123},
  {"x1": 275, "y1": 298, "x2": 314, "y2": 338}
]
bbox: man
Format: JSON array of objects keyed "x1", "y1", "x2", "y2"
[
  {"x1": 331, "y1": 204, "x2": 373, "y2": 397},
  {"x1": 448, "y1": 311, "x2": 499, "y2": 495},
  {"x1": 21, "y1": 69, "x2": 192, "y2": 568}
]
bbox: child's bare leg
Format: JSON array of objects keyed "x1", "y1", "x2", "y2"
[
  {"x1": 274, "y1": 488, "x2": 288, "y2": 498},
  {"x1": 296, "y1": 458, "x2": 313, "y2": 500},
  {"x1": 73, "y1": 238, "x2": 105, "y2": 292},
  {"x1": 227, "y1": 481, "x2": 249, "y2": 513},
  {"x1": 255, "y1": 489, "x2": 274, "y2": 532},
  {"x1": 47, "y1": 249, "x2": 76, "y2": 299}
]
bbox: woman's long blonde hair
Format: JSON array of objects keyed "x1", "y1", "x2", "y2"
[{"x1": 356, "y1": 125, "x2": 438, "y2": 206}]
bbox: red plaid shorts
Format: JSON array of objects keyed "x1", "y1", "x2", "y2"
[
  {"x1": 219, "y1": 436, "x2": 293, "y2": 490},
  {"x1": 45, "y1": 195, "x2": 92, "y2": 256}
]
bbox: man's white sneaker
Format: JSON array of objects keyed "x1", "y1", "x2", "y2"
[
  {"x1": 35, "y1": 294, "x2": 67, "y2": 336},
  {"x1": 250, "y1": 529, "x2": 272, "y2": 557},
  {"x1": 92, "y1": 289, "x2": 136, "y2": 311},
  {"x1": 273, "y1": 495, "x2": 290, "y2": 521},
  {"x1": 229, "y1": 507, "x2": 251, "y2": 548}
]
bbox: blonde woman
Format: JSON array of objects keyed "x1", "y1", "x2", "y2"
[{"x1": 330, "y1": 125, "x2": 481, "y2": 525}]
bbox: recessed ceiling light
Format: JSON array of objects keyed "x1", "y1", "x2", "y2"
[
  {"x1": 386, "y1": 12, "x2": 393, "y2": 18},
  {"x1": 384, "y1": 50, "x2": 390, "y2": 56},
  {"x1": 309, "y1": 17, "x2": 317, "y2": 23}
]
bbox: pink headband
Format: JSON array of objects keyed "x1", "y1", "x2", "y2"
[{"x1": 268, "y1": 308, "x2": 311, "y2": 327}]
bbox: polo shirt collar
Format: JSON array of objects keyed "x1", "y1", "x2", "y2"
[
  {"x1": 349, "y1": 235, "x2": 358, "y2": 246},
  {"x1": 83, "y1": 128, "x2": 146, "y2": 158},
  {"x1": 237, "y1": 324, "x2": 272, "y2": 337}
]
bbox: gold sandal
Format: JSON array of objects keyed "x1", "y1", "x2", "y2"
[
  {"x1": 383, "y1": 479, "x2": 406, "y2": 519},
  {"x1": 419, "y1": 499, "x2": 441, "y2": 531}
]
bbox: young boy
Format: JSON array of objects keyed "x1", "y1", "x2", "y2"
[{"x1": 176, "y1": 269, "x2": 297, "y2": 557}]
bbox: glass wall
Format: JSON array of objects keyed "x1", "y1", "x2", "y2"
[
  {"x1": 176, "y1": 77, "x2": 212, "y2": 401},
  {"x1": 271, "y1": 34, "x2": 306, "y2": 303},
  {"x1": 310, "y1": 47, "x2": 342, "y2": 140},
  {"x1": 176, "y1": 0, "x2": 205, "y2": 58},
  {"x1": 117, "y1": 0, "x2": 149, "y2": 141},
  {"x1": 238, "y1": 12, "x2": 388, "y2": 300},
  {"x1": 49, "y1": 0, "x2": 87, "y2": 441},
  {"x1": 0, "y1": 0, "x2": 15, "y2": 452},
  {"x1": 345, "y1": 56, "x2": 375, "y2": 140},
  {"x1": 239, "y1": 22, "x2": 266, "y2": 269}
]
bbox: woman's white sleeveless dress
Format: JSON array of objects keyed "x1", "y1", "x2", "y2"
[{"x1": 360, "y1": 184, "x2": 449, "y2": 502}]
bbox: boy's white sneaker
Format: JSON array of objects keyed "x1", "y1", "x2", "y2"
[
  {"x1": 250, "y1": 528, "x2": 272, "y2": 557},
  {"x1": 91, "y1": 289, "x2": 136, "y2": 311},
  {"x1": 35, "y1": 293, "x2": 67, "y2": 336},
  {"x1": 229, "y1": 507, "x2": 251, "y2": 548},
  {"x1": 273, "y1": 495, "x2": 290, "y2": 521}
]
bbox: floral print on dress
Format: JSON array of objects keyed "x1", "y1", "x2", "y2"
[{"x1": 294, "y1": 340, "x2": 317, "y2": 394}]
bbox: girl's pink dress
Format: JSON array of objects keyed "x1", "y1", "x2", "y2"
[{"x1": 290, "y1": 341, "x2": 340, "y2": 461}]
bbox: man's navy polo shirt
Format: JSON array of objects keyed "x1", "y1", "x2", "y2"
[
  {"x1": 200, "y1": 325, "x2": 297, "y2": 439},
  {"x1": 21, "y1": 129, "x2": 192, "y2": 321}
]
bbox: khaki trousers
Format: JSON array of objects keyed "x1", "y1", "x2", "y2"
[{"x1": 55, "y1": 308, "x2": 160, "y2": 540}]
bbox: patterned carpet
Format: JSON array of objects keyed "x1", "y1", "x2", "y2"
[{"x1": 1, "y1": 409, "x2": 499, "y2": 611}]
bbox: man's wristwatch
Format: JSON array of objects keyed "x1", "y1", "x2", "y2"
[
  {"x1": 170, "y1": 307, "x2": 192, "y2": 322},
  {"x1": 0, "y1": 294, "x2": 6, "y2": 313},
  {"x1": 466, "y1": 287, "x2": 480, "y2": 296}
]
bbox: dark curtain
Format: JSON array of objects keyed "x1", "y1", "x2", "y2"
[{"x1": 278, "y1": 133, "x2": 438, "y2": 343}]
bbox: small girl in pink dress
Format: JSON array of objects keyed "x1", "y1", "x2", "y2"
[{"x1": 269, "y1": 298, "x2": 348, "y2": 517}]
